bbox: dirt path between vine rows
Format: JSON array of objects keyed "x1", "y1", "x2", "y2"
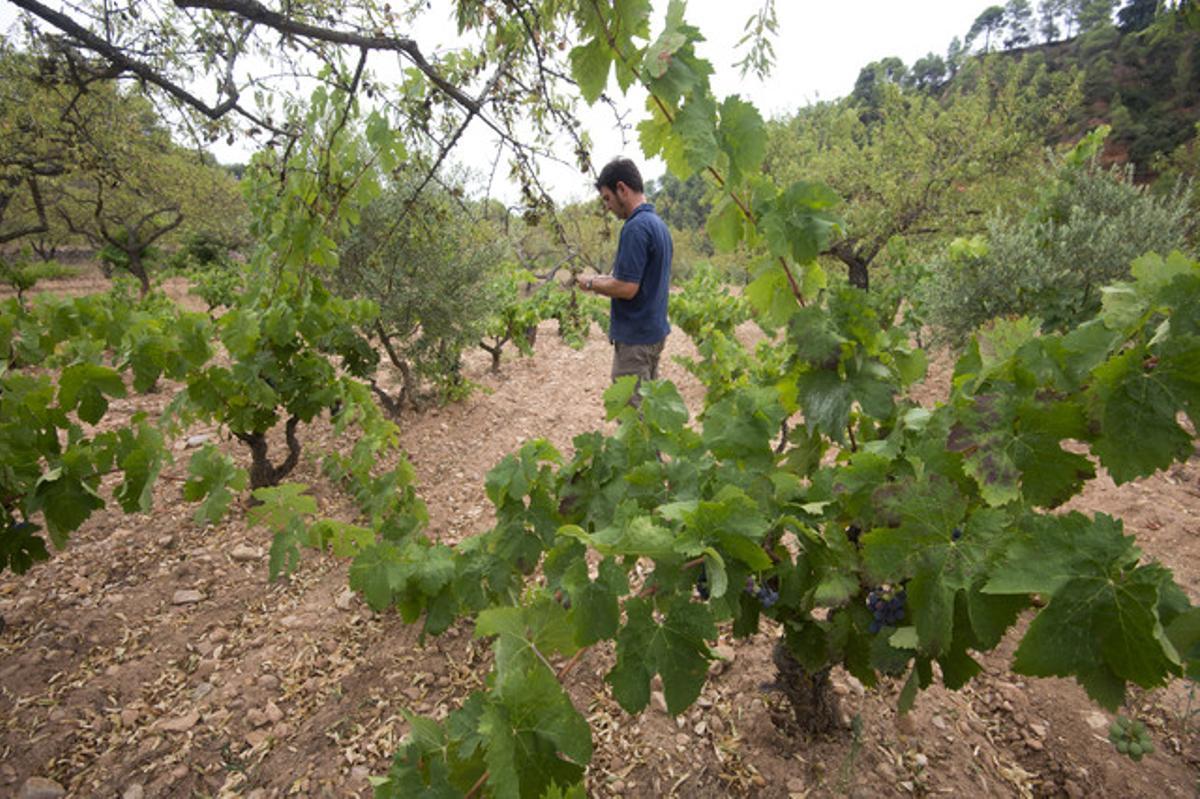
[{"x1": 2, "y1": 273, "x2": 1200, "y2": 798}]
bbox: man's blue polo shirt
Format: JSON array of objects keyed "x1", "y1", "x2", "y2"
[{"x1": 610, "y1": 203, "x2": 672, "y2": 345}]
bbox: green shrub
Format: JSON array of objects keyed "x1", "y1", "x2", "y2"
[
  {"x1": 336, "y1": 183, "x2": 504, "y2": 408},
  {"x1": 923, "y1": 136, "x2": 1193, "y2": 341}
]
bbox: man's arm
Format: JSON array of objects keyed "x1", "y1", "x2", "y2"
[{"x1": 581, "y1": 274, "x2": 639, "y2": 300}]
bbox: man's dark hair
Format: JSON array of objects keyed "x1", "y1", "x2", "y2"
[{"x1": 595, "y1": 158, "x2": 644, "y2": 194}]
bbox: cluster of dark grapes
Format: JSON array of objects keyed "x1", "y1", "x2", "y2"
[
  {"x1": 1109, "y1": 716, "x2": 1154, "y2": 761},
  {"x1": 745, "y1": 578, "x2": 779, "y2": 608},
  {"x1": 951, "y1": 525, "x2": 963, "y2": 541},
  {"x1": 866, "y1": 586, "x2": 906, "y2": 633}
]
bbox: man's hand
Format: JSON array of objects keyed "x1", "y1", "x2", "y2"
[{"x1": 582, "y1": 274, "x2": 639, "y2": 300}]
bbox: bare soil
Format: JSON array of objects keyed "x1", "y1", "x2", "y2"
[{"x1": 3, "y1": 273, "x2": 1200, "y2": 798}]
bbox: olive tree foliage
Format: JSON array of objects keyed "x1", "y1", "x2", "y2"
[
  {"x1": 0, "y1": 39, "x2": 246, "y2": 292},
  {"x1": 922, "y1": 127, "x2": 1195, "y2": 340},
  {"x1": 336, "y1": 172, "x2": 507, "y2": 410},
  {"x1": 764, "y1": 57, "x2": 1079, "y2": 291}
]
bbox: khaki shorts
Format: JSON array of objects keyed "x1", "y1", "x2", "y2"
[{"x1": 611, "y1": 338, "x2": 666, "y2": 405}]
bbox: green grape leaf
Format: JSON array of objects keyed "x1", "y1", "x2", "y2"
[
  {"x1": 1090, "y1": 344, "x2": 1198, "y2": 484},
  {"x1": 758, "y1": 181, "x2": 841, "y2": 265},
  {"x1": 706, "y1": 196, "x2": 746, "y2": 253},
  {"x1": 561, "y1": 558, "x2": 628, "y2": 647},
  {"x1": 1012, "y1": 566, "x2": 1181, "y2": 709},
  {"x1": 349, "y1": 541, "x2": 404, "y2": 612},
  {"x1": 0, "y1": 520, "x2": 50, "y2": 574},
  {"x1": 983, "y1": 512, "x2": 1137, "y2": 597},
  {"x1": 985, "y1": 513, "x2": 1181, "y2": 708},
  {"x1": 306, "y1": 519, "x2": 375, "y2": 558},
  {"x1": 32, "y1": 469, "x2": 104, "y2": 548},
  {"x1": 248, "y1": 482, "x2": 318, "y2": 532},
  {"x1": 603, "y1": 376, "x2": 639, "y2": 419},
  {"x1": 58, "y1": 363, "x2": 126, "y2": 425},
  {"x1": 745, "y1": 265, "x2": 799, "y2": 329},
  {"x1": 479, "y1": 673, "x2": 588, "y2": 799},
  {"x1": 183, "y1": 446, "x2": 249, "y2": 525},
  {"x1": 477, "y1": 599, "x2": 578, "y2": 673},
  {"x1": 946, "y1": 394, "x2": 1094, "y2": 509},
  {"x1": 607, "y1": 597, "x2": 715, "y2": 715},
  {"x1": 113, "y1": 423, "x2": 164, "y2": 513},
  {"x1": 640, "y1": 379, "x2": 689, "y2": 433},
  {"x1": 568, "y1": 38, "x2": 612, "y2": 104},
  {"x1": 667, "y1": 92, "x2": 718, "y2": 177},
  {"x1": 717, "y1": 95, "x2": 765, "y2": 183}
]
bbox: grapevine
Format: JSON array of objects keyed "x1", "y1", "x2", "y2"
[{"x1": 212, "y1": 3, "x2": 1200, "y2": 796}]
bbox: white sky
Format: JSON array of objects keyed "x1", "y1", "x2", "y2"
[
  {"x1": 480, "y1": 0, "x2": 1010, "y2": 204},
  {"x1": 2, "y1": 0, "x2": 1008, "y2": 203}
]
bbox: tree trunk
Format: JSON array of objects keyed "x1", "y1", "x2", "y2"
[
  {"x1": 846, "y1": 258, "x2": 869, "y2": 291},
  {"x1": 234, "y1": 416, "x2": 302, "y2": 490},
  {"x1": 479, "y1": 339, "x2": 504, "y2": 373},
  {"x1": 126, "y1": 249, "x2": 151, "y2": 297},
  {"x1": 772, "y1": 638, "x2": 841, "y2": 734}
]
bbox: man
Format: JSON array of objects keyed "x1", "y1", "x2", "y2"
[{"x1": 580, "y1": 158, "x2": 672, "y2": 405}]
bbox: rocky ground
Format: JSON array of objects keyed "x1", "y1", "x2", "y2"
[{"x1": 3, "y1": 273, "x2": 1200, "y2": 798}]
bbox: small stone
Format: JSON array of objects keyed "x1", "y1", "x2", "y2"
[
  {"x1": 244, "y1": 730, "x2": 269, "y2": 748},
  {"x1": 209, "y1": 627, "x2": 230, "y2": 644},
  {"x1": 158, "y1": 710, "x2": 200, "y2": 732},
  {"x1": 185, "y1": 434, "x2": 211, "y2": 449},
  {"x1": 170, "y1": 765, "x2": 188, "y2": 781},
  {"x1": 335, "y1": 588, "x2": 356, "y2": 611},
  {"x1": 675, "y1": 733, "x2": 689, "y2": 745},
  {"x1": 1085, "y1": 712, "x2": 1108, "y2": 730},
  {"x1": 122, "y1": 784, "x2": 145, "y2": 799},
  {"x1": 18, "y1": 777, "x2": 67, "y2": 799},
  {"x1": 1029, "y1": 722, "x2": 1047, "y2": 738},
  {"x1": 877, "y1": 760, "x2": 898, "y2": 781},
  {"x1": 194, "y1": 659, "x2": 217, "y2": 679},
  {"x1": 247, "y1": 708, "x2": 269, "y2": 728},
  {"x1": 171, "y1": 590, "x2": 204, "y2": 606},
  {"x1": 693, "y1": 720, "x2": 707, "y2": 735},
  {"x1": 157, "y1": 535, "x2": 175, "y2": 549},
  {"x1": 264, "y1": 701, "x2": 284, "y2": 724},
  {"x1": 192, "y1": 682, "x2": 213, "y2": 701},
  {"x1": 1064, "y1": 780, "x2": 1085, "y2": 799},
  {"x1": 786, "y1": 777, "x2": 806, "y2": 794},
  {"x1": 931, "y1": 714, "x2": 948, "y2": 731},
  {"x1": 913, "y1": 753, "x2": 928, "y2": 768},
  {"x1": 1024, "y1": 737, "x2": 1044, "y2": 751},
  {"x1": 651, "y1": 691, "x2": 668, "y2": 714},
  {"x1": 230, "y1": 544, "x2": 260, "y2": 562},
  {"x1": 258, "y1": 674, "x2": 279, "y2": 690},
  {"x1": 895, "y1": 713, "x2": 917, "y2": 734},
  {"x1": 350, "y1": 766, "x2": 370, "y2": 781},
  {"x1": 611, "y1": 780, "x2": 626, "y2": 793},
  {"x1": 119, "y1": 707, "x2": 139, "y2": 727}
]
